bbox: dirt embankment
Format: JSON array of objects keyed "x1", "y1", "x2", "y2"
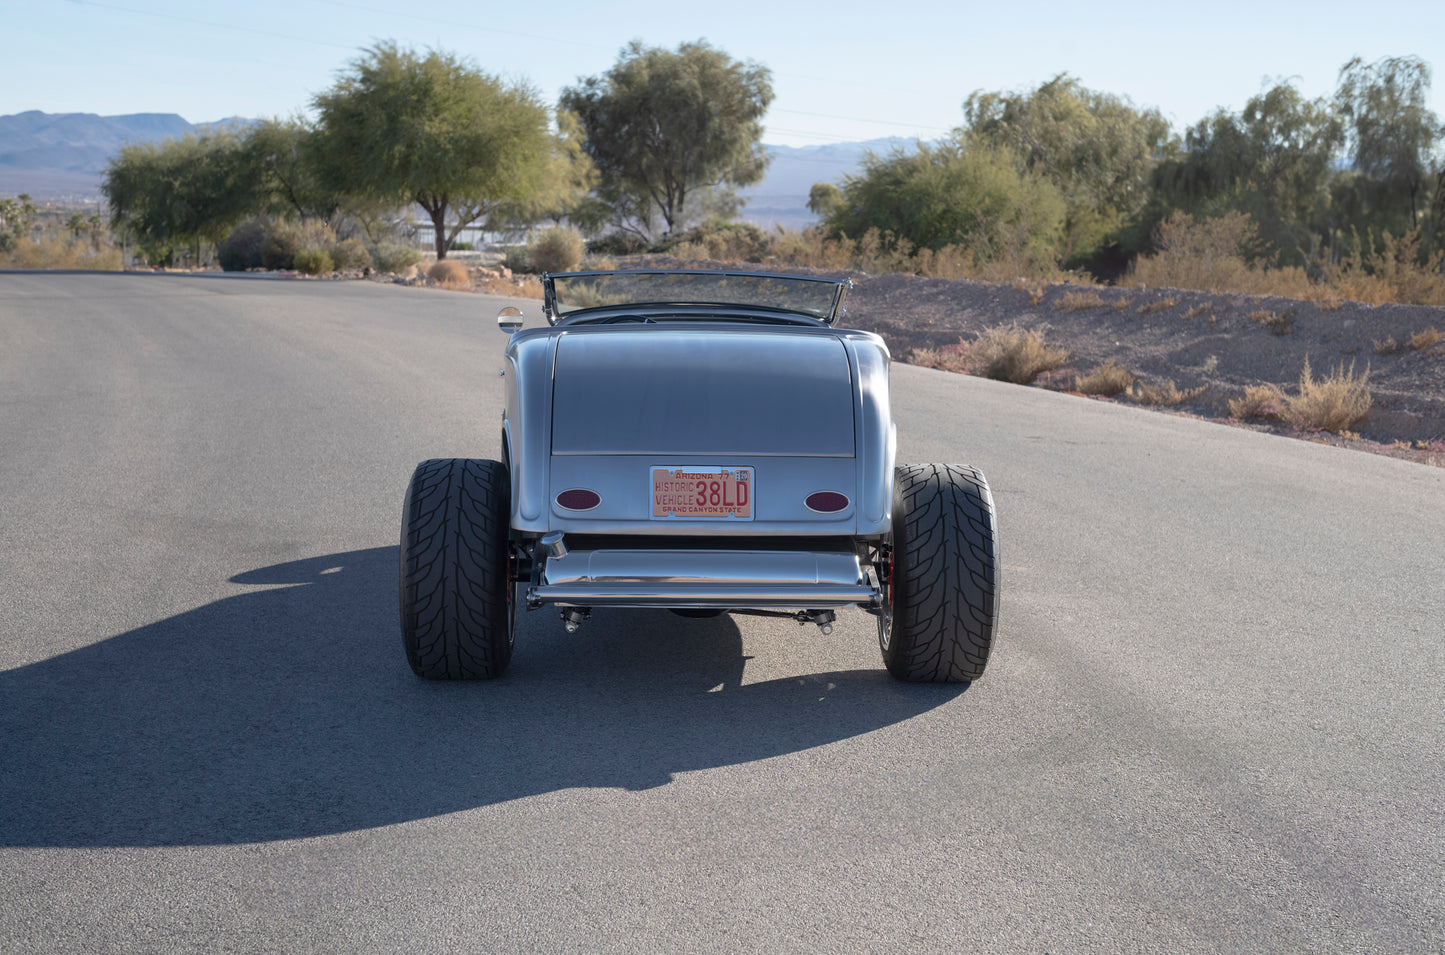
[{"x1": 840, "y1": 273, "x2": 1445, "y2": 466}]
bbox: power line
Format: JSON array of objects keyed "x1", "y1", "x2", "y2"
[{"x1": 65, "y1": 0, "x2": 357, "y2": 51}]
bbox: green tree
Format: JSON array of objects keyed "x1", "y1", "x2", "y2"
[
  {"x1": 1334, "y1": 55, "x2": 1443, "y2": 233},
  {"x1": 486, "y1": 110, "x2": 598, "y2": 235},
  {"x1": 561, "y1": 40, "x2": 773, "y2": 240},
  {"x1": 1153, "y1": 81, "x2": 1342, "y2": 264},
  {"x1": 310, "y1": 42, "x2": 554, "y2": 258},
  {"x1": 242, "y1": 118, "x2": 342, "y2": 224},
  {"x1": 820, "y1": 138, "x2": 1066, "y2": 265},
  {"x1": 102, "y1": 133, "x2": 261, "y2": 264},
  {"x1": 962, "y1": 75, "x2": 1175, "y2": 264},
  {"x1": 806, "y1": 182, "x2": 844, "y2": 218}
]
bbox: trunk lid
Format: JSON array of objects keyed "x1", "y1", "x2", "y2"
[{"x1": 550, "y1": 327, "x2": 855, "y2": 457}]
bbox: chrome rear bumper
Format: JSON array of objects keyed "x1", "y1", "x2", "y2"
[{"x1": 528, "y1": 547, "x2": 880, "y2": 610}]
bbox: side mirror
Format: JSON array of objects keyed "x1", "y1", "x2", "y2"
[{"x1": 497, "y1": 306, "x2": 524, "y2": 333}]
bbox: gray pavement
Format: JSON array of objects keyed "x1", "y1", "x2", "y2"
[{"x1": 1, "y1": 272, "x2": 1442, "y2": 953}]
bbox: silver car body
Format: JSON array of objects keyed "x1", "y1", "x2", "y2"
[{"x1": 500, "y1": 270, "x2": 895, "y2": 616}]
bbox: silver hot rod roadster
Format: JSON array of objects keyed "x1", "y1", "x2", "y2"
[{"x1": 400, "y1": 269, "x2": 999, "y2": 682}]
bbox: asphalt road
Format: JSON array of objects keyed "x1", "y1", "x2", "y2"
[{"x1": 2, "y1": 272, "x2": 1442, "y2": 954}]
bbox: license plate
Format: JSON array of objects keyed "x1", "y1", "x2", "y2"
[{"x1": 651, "y1": 467, "x2": 754, "y2": 520}]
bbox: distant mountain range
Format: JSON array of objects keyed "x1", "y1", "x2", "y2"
[
  {"x1": 0, "y1": 109, "x2": 921, "y2": 229},
  {"x1": 0, "y1": 111, "x2": 252, "y2": 201},
  {"x1": 740, "y1": 138, "x2": 916, "y2": 230}
]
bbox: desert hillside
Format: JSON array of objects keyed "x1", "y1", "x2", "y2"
[{"x1": 841, "y1": 272, "x2": 1445, "y2": 466}]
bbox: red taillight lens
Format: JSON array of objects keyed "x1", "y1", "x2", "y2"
[
  {"x1": 556, "y1": 488, "x2": 601, "y2": 510},
  {"x1": 805, "y1": 491, "x2": 849, "y2": 513}
]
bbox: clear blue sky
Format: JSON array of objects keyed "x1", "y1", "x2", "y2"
[{"x1": 4, "y1": 0, "x2": 1443, "y2": 147}]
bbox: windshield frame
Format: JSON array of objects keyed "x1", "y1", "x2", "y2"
[{"x1": 542, "y1": 269, "x2": 852, "y2": 327}]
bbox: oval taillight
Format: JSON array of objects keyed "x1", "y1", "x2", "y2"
[
  {"x1": 805, "y1": 491, "x2": 850, "y2": 513},
  {"x1": 556, "y1": 488, "x2": 601, "y2": 511}
]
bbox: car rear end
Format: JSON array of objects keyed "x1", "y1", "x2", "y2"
[{"x1": 507, "y1": 322, "x2": 895, "y2": 621}]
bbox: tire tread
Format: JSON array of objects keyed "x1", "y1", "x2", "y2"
[
  {"x1": 886, "y1": 463, "x2": 1000, "y2": 682},
  {"x1": 399, "y1": 458, "x2": 512, "y2": 679}
]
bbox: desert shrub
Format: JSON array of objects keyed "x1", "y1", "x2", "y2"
[
  {"x1": 1283, "y1": 358, "x2": 1371, "y2": 432},
  {"x1": 666, "y1": 222, "x2": 770, "y2": 263},
  {"x1": 499, "y1": 245, "x2": 532, "y2": 273},
  {"x1": 262, "y1": 225, "x2": 301, "y2": 270},
  {"x1": 1248, "y1": 308, "x2": 1295, "y2": 335},
  {"x1": 0, "y1": 236, "x2": 122, "y2": 271},
  {"x1": 1053, "y1": 291, "x2": 1108, "y2": 311},
  {"x1": 1127, "y1": 379, "x2": 1206, "y2": 406},
  {"x1": 293, "y1": 248, "x2": 334, "y2": 275},
  {"x1": 1136, "y1": 296, "x2": 1179, "y2": 314},
  {"x1": 528, "y1": 227, "x2": 585, "y2": 274},
  {"x1": 1321, "y1": 229, "x2": 1445, "y2": 307},
  {"x1": 1181, "y1": 303, "x2": 1213, "y2": 320},
  {"x1": 587, "y1": 232, "x2": 648, "y2": 256},
  {"x1": 765, "y1": 228, "x2": 859, "y2": 271},
  {"x1": 370, "y1": 242, "x2": 419, "y2": 274},
  {"x1": 257, "y1": 221, "x2": 335, "y2": 271},
  {"x1": 973, "y1": 324, "x2": 1071, "y2": 384},
  {"x1": 330, "y1": 237, "x2": 371, "y2": 271},
  {"x1": 218, "y1": 220, "x2": 268, "y2": 271},
  {"x1": 1228, "y1": 383, "x2": 1286, "y2": 421},
  {"x1": 427, "y1": 259, "x2": 470, "y2": 288},
  {"x1": 1132, "y1": 211, "x2": 1258, "y2": 292},
  {"x1": 1131, "y1": 212, "x2": 1318, "y2": 299},
  {"x1": 906, "y1": 343, "x2": 973, "y2": 374},
  {"x1": 1011, "y1": 277, "x2": 1047, "y2": 306},
  {"x1": 1408, "y1": 327, "x2": 1443, "y2": 351},
  {"x1": 1373, "y1": 337, "x2": 1399, "y2": 355},
  {"x1": 1074, "y1": 361, "x2": 1135, "y2": 395}
]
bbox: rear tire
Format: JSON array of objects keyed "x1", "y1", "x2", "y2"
[
  {"x1": 880, "y1": 464, "x2": 999, "y2": 683},
  {"x1": 399, "y1": 458, "x2": 514, "y2": 679}
]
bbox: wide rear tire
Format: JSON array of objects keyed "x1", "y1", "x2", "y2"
[
  {"x1": 399, "y1": 458, "x2": 514, "y2": 679},
  {"x1": 880, "y1": 464, "x2": 1000, "y2": 683}
]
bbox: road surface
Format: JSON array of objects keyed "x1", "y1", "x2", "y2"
[{"x1": 1, "y1": 272, "x2": 1441, "y2": 953}]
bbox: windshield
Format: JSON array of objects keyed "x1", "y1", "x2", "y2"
[{"x1": 547, "y1": 270, "x2": 848, "y2": 323}]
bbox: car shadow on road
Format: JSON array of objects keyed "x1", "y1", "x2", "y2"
[{"x1": 0, "y1": 546, "x2": 966, "y2": 848}]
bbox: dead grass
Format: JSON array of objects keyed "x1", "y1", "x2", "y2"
[
  {"x1": 1373, "y1": 337, "x2": 1399, "y2": 356},
  {"x1": 0, "y1": 237, "x2": 122, "y2": 270},
  {"x1": 1248, "y1": 308, "x2": 1295, "y2": 335},
  {"x1": 1011, "y1": 277, "x2": 1047, "y2": 306},
  {"x1": 906, "y1": 342, "x2": 972, "y2": 374},
  {"x1": 1322, "y1": 229, "x2": 1445, "y2": 307},
  {"x1": 907, "y1": 327, "x2": 1072, "y2": 385},
  {"x1": 974, "y1": 324, "x2": 1072, "y2": 384},
  {"x1": 427, "y1": 259, "x2": 471, "y2": 288},
  {"x1": 472, "y1": 273, "x2": 544, "y2": 299},
  {"x1": 1053, "y1": 291, "x2": 1109, "y2": 312},
  {"x1": 1407, "y1": 327, "x2": 1443, "y2": 351},
  {"x1": 1283, "y1": 358, "x2": 1372, "y2": 433},
  {"x1": 1181, "y1": 303, "x2": 1213, "y2": 320},
  {"x1": 1074, "y1": 361, "x2": 1135, "y2": 396},
  {"x1": 1127, "y1": 378, "x2": 1206, "y2": 406},
  {"x1": 1132, "y1": 212, "x2": 1445, "y2": 306},
  {"x1": 1228, "y1": 383, "x2": 1286, "y2": 421},
  {"x1": 761, "y1": 226, "x2": 1068, "y2": 284},
  {"x1": 1137, "y1": 296, "x2": 1180, "y2": 314}
]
